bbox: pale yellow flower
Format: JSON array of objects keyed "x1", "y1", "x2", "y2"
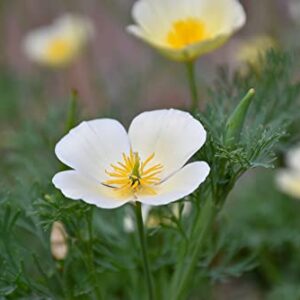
[
  {"x1": 50, "y1": 221, "x2": 68, "y2": 260},
  {"x1": 127, "y1": 0, "x2": 246, "y2": 61},
  {"x1": 288, "y1": 1, "x2": 300, "y2": 24},
  {"x1": 23, "y1": 14, "x2": 94, "y2": 67},
  {"x1": 276, "y1": 147, "x2": 300, "y2": 199},
  {"x1": 53, "y1": 109, "x2": 210, "y2": 209},
  {"x1": 237, "y1": 36, "x2": 277, "y2": 66}
]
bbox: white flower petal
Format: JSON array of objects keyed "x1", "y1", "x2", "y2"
[
  {"x1": 128, "y1": 109, "x2": 206, "y2": 179},
  {"x1": 131, "y1": 0, "x2": 190, "y2": 40},
  {"x1": 276, "y1": 170, "x2": 300, "y2": 199},
  {"x1": 137, "y1": 161, "x2": 210, "y2": 206},
  {"x1": 55, "y1": 119, "x2": 130, "y2": 181},
  {"x1": 185, "y1": 34, "x2": 229, "y2": 59},
  {"x1": 54, "y1": 13, "x2": 94, "y2": 45},
  {"x1": 23, "y1": 27, "x2": 57, "y2": 63},
  {"x1": 53, "y1": 171, "x2": 132, "y2": 209},
  {"x1": 197, "y1": 0, "x2": 246, "y2": 36},
  {"x1": 131, "y1": 0, "x2": 229, "y2": 37},
  {"x1": 128, "y1": 0, "x2": 190, "y2": 47}
]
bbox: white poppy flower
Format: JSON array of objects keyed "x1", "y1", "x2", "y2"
[
  {"x1": 53, "y1": 109, "x2": 210, "y2": 209},
  {"x1": 277, "y1": 147, "x2": 300, "y2": 198},
  {"x1": 127, "y1": 0, "x2": 246, "y2": 61},
  {"x1": 23, "y1": 13, "x2": 94, "y2": 67}
]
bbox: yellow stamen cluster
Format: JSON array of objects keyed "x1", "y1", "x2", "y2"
[
  {"x1": 103, "y1": 150, "x2": 163, "y2": 197},
  {"x1": 46, "y1": 38, "x2": 73, "y2": 64},
  {"x1": 166, "y1": 18, "x2": 209, "y2": 49}
]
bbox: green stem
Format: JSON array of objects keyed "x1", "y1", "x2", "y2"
[
  {"x1": 170, "y1": 198, "x2": 216, "y2": 300},
  {"x1": 135, "y1": 202, "x2": 155, "y2": 300},
  {"x1": 60, "y1": 90, "x2": 78, "y2": 172},
  {"x1": 185, "y1": 61, "x2": 199, "y2": 112},
  {"x1": 65, "y1": 89, "x2": 78, "y2": 133},
  {"x1": 259, "y1": 248, "x2": 281, "y2": 285},
  {"x1": 86, "y1": 209, "x2": 103, "y2": 300}
]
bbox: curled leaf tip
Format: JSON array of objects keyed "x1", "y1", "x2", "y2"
[{"x1": 248, "y1": 88, "x2": 256, "y2": 95}]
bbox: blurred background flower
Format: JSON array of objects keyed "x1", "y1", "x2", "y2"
[
  {"x1": 288, "y1": 0, "x2": 300, "y2": 24},
  {"x1": 276, "y1": 146, "x2": 300, "y2": 199},
  {"x1": 235, "y1": 35, "x2": 277, "y2": 70},
  {"x1": 23, "y1": 14, "x2": 94, "y2": 68}
]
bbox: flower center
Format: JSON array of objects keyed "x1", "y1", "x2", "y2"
[
  {"x1": 166, "y1": 18, "x2": 209, "y2": 49},
  {"x1": 46, "y1": 38, "x2": 73, "y2": 63},
  {"x1": 103, "y1": 150, "x2": 163, "y2": 197}
]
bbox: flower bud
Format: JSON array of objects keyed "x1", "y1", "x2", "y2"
[
  {"x1": 50, "y1": 221, "x2": 68, "y2": 260},
  {"x1": 225, "y1": 88, "x2": 255, "y2": 146}
]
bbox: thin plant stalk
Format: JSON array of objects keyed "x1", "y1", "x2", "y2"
[
  {"x1": 65, "y1": 89, "x2": 78, "y2": 133},
  {"x1": 170, "y1": 198, "x2": 216, "y2": 300},
  {"x1": 60, "y1": 89, "x2": 78, "y2": 172},
  {"x1": 86, "y1": 209, "x2": 103, "y2": 300},
  {"x1": 135, "y1": 202, "x2": 155, "y2": 300},
  {"x1": 185, "y1": 61, "x2": 199, "y2": 112}
]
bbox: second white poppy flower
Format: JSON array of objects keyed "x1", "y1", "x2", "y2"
[{"x1": 127, "y1": 0, "x2": 246, "y2": 61}]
